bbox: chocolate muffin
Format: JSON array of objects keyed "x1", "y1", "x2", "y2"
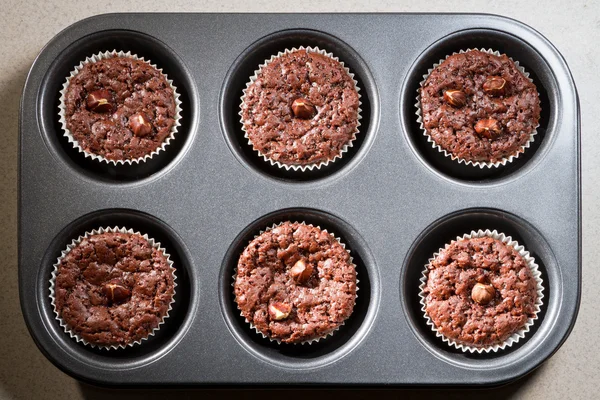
[
  {"x1": 61, "y1": 53, "x2": 179, "y2": 162},
  {"x1": 422, "y1": 234, "x2": 540, "y2": 350},
  {"x1": 234, "y1": 221, "x2": 357, "y2": 344},
  {"x1": 419, "y1": 50, "x2": 540, "y2": 164},
  {"x1": 240, "y1": 48, "x2": 360, "y2": 168},
  {"x1": 52, "y1": 229, "x2": 176, "y2": 348}
]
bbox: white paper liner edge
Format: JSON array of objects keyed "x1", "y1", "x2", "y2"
[
  {"x1": 418, "y1": 229, "x2": 544, "y2": 353},
  {"x1": 415, "y1": 48, "x2": 540, "y2": 169},
  {"x1": 232, "y1": 221, "x2": 359, "y2": 345},
  {"x1": 58, "y1": 50, "x2": 183, "y2": 165},
  {"x1": 49, "y1": 226, "x2": 177, "y2": 350},
  {"x1": 239, "y1": 46, "x2": 362, "y2": 171}
]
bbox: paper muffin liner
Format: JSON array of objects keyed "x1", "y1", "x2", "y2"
[
  {"x1": 418, "y1": 229, "x2": 544, "y2": 353},
  {"x1": 232, "y1": 221, "x2": 359, "y2": 345},
  {"x1": 58, "y1": 50, "x2": 183, "y2": 165},
  {"x1": 415, "y1": 48, "x2": 540, "y2": 169},
  {"x1": 49, "y1": 226, "x2": 177, "y2": 350},
  {"x1": 240, "y1": 46, "x2": 362, "y2": 171}
]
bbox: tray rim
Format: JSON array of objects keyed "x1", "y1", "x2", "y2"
[{"x1": 18, "y1": 11, "x2": 581, "y2": 387}]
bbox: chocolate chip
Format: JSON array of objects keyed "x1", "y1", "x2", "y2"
[
  {"x1": 291, "y1": 98, "x2": 316, "y2": 119},
  {"x1": 471, "y1": 283, "x2": 495, "y2": 305},
  {"x1": 474, "y1": 118, "x2": 502, "y2": 139},
  {"x1": 86, "y1": 89, "x2": 113, "y2": 113},
  {"x1": 129, "y1": 113, "x2": 153, "y2": 137},
  {"x1": 102, "y1": 281, "x2": 131, "y2": 304},
  {"x1": 268, "y1": 302, "x2": 292, "y2": 320},
  {"x1": 443, "y1": 89, "x2": 467, "y2": 107},
  {"x1": 290, "y1": 259, "x2": 314, "y2": 284},
  {"x1": 483, "y1": 76, "x2": 507, "y2": 97}
]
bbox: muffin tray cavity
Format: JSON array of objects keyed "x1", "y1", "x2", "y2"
[{"x1": 19, "y1": 13, "x2": 580, "y2": 386}]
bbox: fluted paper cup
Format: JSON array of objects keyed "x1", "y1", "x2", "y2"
[
  {"x1": 50, "y1": 226, "x2": 177, "y2": 350},
  {"x1": 240, "y1": 46, "x2": 362, "y2": 171},
  {"x1": 233, "y1": 221, "x2": 358, "y2": 345},
  {"x1": 416, "y1": 48, "x2": 540, "y2": 168},
  {"x1": 419, "y1": 229, "x2": 544, "y2": 353},
  {"x1": 58, "y1": 50, "x2": 182, "y2": 165}
]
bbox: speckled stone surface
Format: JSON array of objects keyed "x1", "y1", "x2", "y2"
[{"x1": 2, "y1": 1, "x2": 597, "y2": 399}]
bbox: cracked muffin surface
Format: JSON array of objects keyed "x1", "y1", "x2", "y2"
[
  {"x1": 423, "y1": 236, "x2": 538, "y2": 348},
  {"x1": 241, "y1": 49, "x2": 360, "y2": 166},
  {"x1": 420, "y1": 50, "x2": 540, "y2": 163},
  {"x1": 234, "y1": 221, "x2": 357, "y2": 343},
  {"x1": 53, "y1": 231, "x2": 175, "y2": 347},
  {"x1": 64, "y1": 56, "x2": 177, "y2": 161}
]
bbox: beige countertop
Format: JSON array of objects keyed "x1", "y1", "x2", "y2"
[{"x1": 1, "y1": 1, "x2": 597, "y2": 399}]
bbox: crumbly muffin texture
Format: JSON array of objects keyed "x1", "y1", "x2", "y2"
[
  {"x1": 424, "y1": 236, "x2": 538, "y2": 348},
  {"x1": 234, "y1": 222, "x2": 357, "y2": 343},
  {"x1": 64, "y1": 56, "x2": 177, "y2": 161},
  {"x1": 241, "y1": 50, "x2": 360, "y2": 166},
  {"x1": 53, "y1": 232, "x2": 175, "y2": 347},
  {"x1": 420, "y1": 50, "x2": 540, "y2": 163}
]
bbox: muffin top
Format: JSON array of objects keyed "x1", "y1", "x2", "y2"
[
  {"x1": 419, "y1": 50, "x2": 540, "y2": 163},
  {"x1": 234, "y1": 221, "x2": 357, "y2": 343},
  {"x1": 240, "y1": 49, "x2": 360, "y2": 167},
  {"x1": 423, "y1": 236, "x2": 538, "y2": 348},
  {"x1": 63, "y1": 55, "x2": 177, "y2": 161},
  {"x1": 53, "y1": 231, "x2": 175, "y2": 347}
]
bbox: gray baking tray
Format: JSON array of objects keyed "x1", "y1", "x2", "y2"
[{"x1": 18, "y1": 13, "x2": 580, "y2": 386}]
